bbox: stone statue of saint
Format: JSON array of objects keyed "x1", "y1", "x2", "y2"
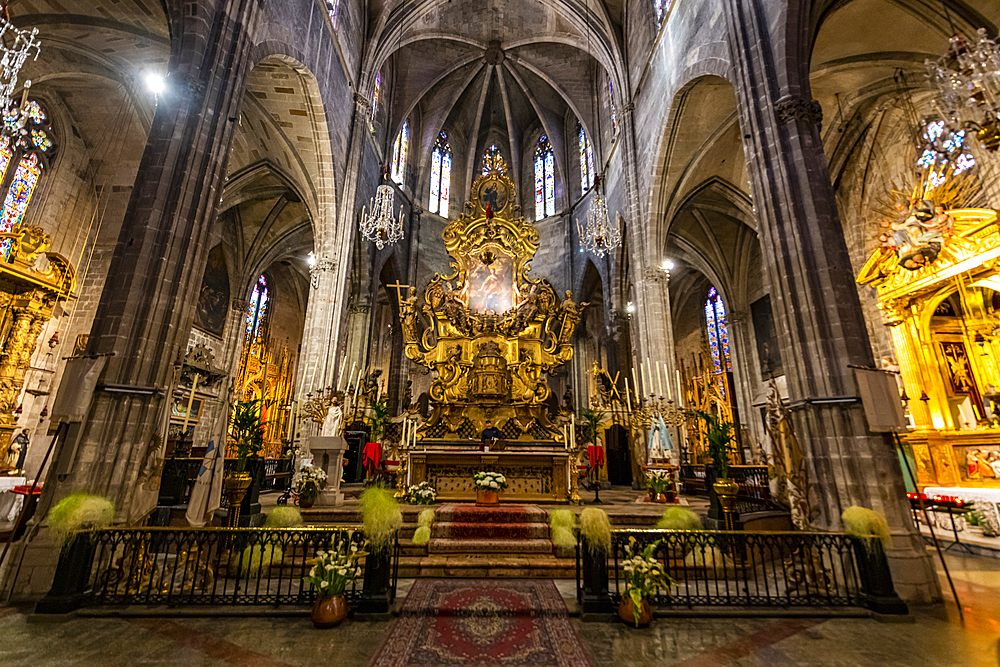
[{"x1": 321, "y1": 392, "x2": 345, "y2": 438}]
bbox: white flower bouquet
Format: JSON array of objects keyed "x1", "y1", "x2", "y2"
[
  {"x1": 621, "y1": 537, "x2": 674, "y2": 626},
  {"x1": 292, "y1": 464, "x2": 328, "y2": 501},
  {"x1": 407, "y1": 481, "x2": 437, "y2": 505},
  {"x1": 303, "y1": 540, "x2": 367, "y2": 598},
  {"x1": 473, "y1": 471, "x2": 508, "y2": 492}
]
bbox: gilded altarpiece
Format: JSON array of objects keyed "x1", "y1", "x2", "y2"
[
  {"x1": 398, "y1": 166, "x2": 579, "y2": 501},
  {"x1": 858, "y1": 207, "x2": 1000, "y2": 489},
  {"x1": 0, "y1": 225, "x2": 74, "y2": 471}
]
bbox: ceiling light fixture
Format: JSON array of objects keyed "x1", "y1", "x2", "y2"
[{"x1": 926, "y1": 28, "x2": 1000, "y2": 151}]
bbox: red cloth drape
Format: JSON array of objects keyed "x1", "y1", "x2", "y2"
[
  {"x1": 362, "y1": 441, "x2": 383, "y2": 470},
  {"x1": 587, "y1": 444, "x2": 605, "y2": 468}
]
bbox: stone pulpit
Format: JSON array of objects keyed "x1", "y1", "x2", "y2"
[{"x1": 308, "y1": 436, "x2": 347, "y2": 506}]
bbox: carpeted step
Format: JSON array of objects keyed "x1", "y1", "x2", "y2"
[
  {"x1": 431, "y1": 521, "x2": 549, "y2": 540},
  {"x1": 434, "y1": 504, "x2": 547, "y2": 524},
  {"x1": 428, "y1": 537, "x2": 553, "y2": 555}
]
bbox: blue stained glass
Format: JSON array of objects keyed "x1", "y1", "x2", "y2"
[
  {"x1": 705, "y1": 287, "x2": 731, "y2": 397},
  {"x1": 534, "y1": 135, "x2": 554, "y2": 220},
  {"x1": 429, "y1": 132, "x2": 451, "y2": 216},
  {"x1": 244, "y1": 275, "x2": 269, "y2": 347},
  {"x1": 391, "y1": 121, "x2": 408, "y2": 185},
  {"x1": 326, "y1": 0, "x2": 338, "y2": 26},
  {"x1": 609, "y1": 80, "x2": 618, "y2": 135},
  {"x1": 715, "y1": 296, "x2": 732, "y2": 372},
  {"x1": 706, "y1": 299, "x2": 721, "y2": 375},
  {"x1": 31, "y1": 130, "x2": 51, "y2": 152},
  {"x1": 534, "y1": 153, "x2": 544, "y2": 221},
  {"x1": 655, "y1": 0, "x2": 673, "y2": 23},
  {"x1": 368, "y1": 72, "x2": 380, "y2": 132},
  {"x1": 544, "y1": 151, "x2": 555, "y2": 217},
  {"x1": 578, "y1": 127, "x2": 594, "y2": 190}
]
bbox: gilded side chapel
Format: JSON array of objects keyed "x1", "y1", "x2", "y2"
[{"x1": 0, "y1": 0, "x2": 997, "y2": 664}]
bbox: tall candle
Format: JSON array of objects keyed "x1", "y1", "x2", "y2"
[
  {"x1": 625, "y1": 381, "x2": 632, "y2": 412},
  {"x1": 657, "y1": 361, "x2": 663, "y2": 397},
  {"x1": 662, "y1": 362, "x2": 671, "y2": 401},
  {"x1": 631, "y1": 366, "x2": 639, "y2": 403},
  {"x1": 676, "y1": 370, "x2": 683, "y2": 407}
]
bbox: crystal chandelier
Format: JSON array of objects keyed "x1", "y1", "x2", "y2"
[
  {"x1": 0, "y1": 11, "x2": 41, "y2": 140},
  {"x1": 360, "y1": 181, "x2": 404, "y2": 250},
  {"x1": 926, "y1": 29, "x2": 1000, "y2": 151},
  {"x1": 577, "y1": 185, "x2": 622, "y2": 258}
]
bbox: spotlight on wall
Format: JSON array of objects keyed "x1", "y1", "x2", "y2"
[
  {"x1": 661, "y1": 259, "x2": 674, "y2": 272},
  {"x1": 626, "y1": 301, "x2": 635, "y2": 314},
  {"x1": 144, "y1": 71, "x2": 166, "y2": 95},
  {"x1": 307, "y1": 251, "x2": 317, "y2": 268}
]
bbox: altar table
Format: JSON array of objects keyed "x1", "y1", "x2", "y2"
[{"x1": 409, "y1": 448, "x2": 570, "y2": 503}]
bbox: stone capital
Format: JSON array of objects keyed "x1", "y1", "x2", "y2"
[
  {"x1": 774, "y1": 95, "x2": 823, "y2": 126},
  {"x1": 309, "y1": 258, "x2": 338, "y2": 288},
  {"x1": 231, "y1": 298, "x2": 249, "y2": 312}
]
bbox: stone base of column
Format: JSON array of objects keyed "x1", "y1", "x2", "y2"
[{"x1": 886, "y1": 531, "x2": 942, "y2": 604}]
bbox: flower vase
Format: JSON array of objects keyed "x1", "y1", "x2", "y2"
[
  {"x1": 299, "y1": 494, "x2": 316, "y2": 509},
  {"x1": 311, "y1": 594, "x2": 348, "y2": 628},
  {"x1": 617, "y1": 596, "x2": 652, "y2": 627},
  {"x1": 223, "y1": 471, "x2": 253, "y2": 527},
  {"x1": 476, "y1": 489, "x2": 499, "y2": 506},
  {"x1": 654, "y1": 493, "x2": 668, "y2": 504}
]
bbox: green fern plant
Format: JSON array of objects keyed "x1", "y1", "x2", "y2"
[
  {"x1": 549, "y1": 509, "x2": 577, "y2": 549},
  {"x1": 579, "y1": 507, "x2": 611, "y2": 554},
  {"x1": 368, "y1": 398, "x2": 390, "y2": 442},
  {"x1": 360, "y1": 486, "x2": 402, "y2": 550},
  {"x1": 841, "y1": 506, "x2": 890, "y2": 550},
  {"x1": 47, "y1": 493, "x2": 114, "y2": 545},
  {"x1": 656, "y1": 506, "x2": 703, "y2": 531},
  {"x1": 688, "y1": 409, "x2": 734, "y2": 479},
  {"x1": 230, "y1": 399, "x2": 266, "y2": 473},
  {"x1": 579, "y1": 407, "x2": 606, "y2": 445}
]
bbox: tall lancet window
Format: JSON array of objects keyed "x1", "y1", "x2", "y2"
[
  {"x1": 482, "y1": 143, "x2": 507, "y2": 175},
  {"x1": 578, "y1": 125, "x2": 595, "y2": 191},
  {"x1": 429, "y1": 131, "x2": 452, "y2": 217},
  {"x1": 0, "y1": 99, "x2": 56, "y2": 260},
  {"x1": 245, "y1": 275, "x2": 270, "y2": 350},
  {"x1": 654, "y1": 0, "x2": 673, "y2": 25},
  {"x1": 326, "y1": 0, "x2": 338, "y2": 27},
  {"x1": 608, "y1": 79, "x2": 618, "y2": 137},
  {"x1": 368, "y1": 72, "x2": 381, "y2": 133},
  {"x1": 391, "y1": 120, "x2": 408, "y2": 186},
  {"x1": 534, "y1": 135, "x2": 555, "y2": 221},
  {"x1": 705, "y1": 287, "x2": 732, "y2": 397}
]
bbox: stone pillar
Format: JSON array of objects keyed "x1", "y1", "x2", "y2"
[
  {"x1": 62, "y1": 0, "x2": 255, "y2": 498},
  {"x1": 722, "y1": 0, "x2": 938, "y2": 601}
]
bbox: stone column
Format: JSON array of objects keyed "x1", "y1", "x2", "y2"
[
  {"x1": 44, "y1": 0, "x2": 259, "y2": 513},
  {"x1": 722, "y1": 0, "x2": 938, "y2": 601}
]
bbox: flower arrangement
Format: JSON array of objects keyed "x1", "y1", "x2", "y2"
[
  {"x1": 292, "y1": 465, "x2": 328, "y2": 503},
  {"x1": 303, "y1": 540, "x2": 367, "y2": 599},
  {"x1": 621, "y1": 537, "x2": 674, "y2": 626},
  {"x1": 407, "y1": 481, "x2": 437, "y2": 505},
  {"x1": 473, "y1": 471, "x2": 507, "y2": 491},
  {"x1": 47, "y1": 494, "x2": 115, "y2": 545}
]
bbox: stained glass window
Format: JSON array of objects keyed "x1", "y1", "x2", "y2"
[
  {"x1": 326, "y1": 0, "x2": 339, "y2": 27},
  {"x1": 705, "y1": 287, "x2": 732, "y2": 397},
  {"x1": 429, "y1": 132, "x2": 452, "y2": 217},
  {"x1": 368, "y1": 72, "x2": 381, "y2": 133},
  {"x1": 534, "y1": 136, "x2": 555, "y2": 221},
  {"x1": 578, "y1": 125, "x2": 595, "y2": 191},
  {"x1": 609, "y1": 80, "x2": 618, "y2": 136},
  {"x1": 0, "y1": 100, "x2": 55, "y2": 260},
  {"x1": 391, "y1": 120, "x2": 408, "y2": 186},
  {"x1": 917, "y1": 119, "x2": 975, "y2": 189},
  {"x1": 244, "y1": 275, "x2": 270, "y2": 349},
  {"x1": 654, "y1": 0, "x2": 673, "y2": 24},
  {"x1": 482, "y1": 143, "x2": 507, "y2": 175}
]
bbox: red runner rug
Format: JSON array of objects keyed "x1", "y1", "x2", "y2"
[{"x1": 368, "y1": 580, "x2": 593, "y2": 667}]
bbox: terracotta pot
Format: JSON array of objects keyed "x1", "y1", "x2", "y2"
[
  {"x1": 476, "y1": 489, "x2": 499, "y2": 505},
  {"x1": 654, "y1": 493, "x2": 668, "y2": 504},
  {"x1": 311, "y1": 594, "x2": 348, "y2": 628},
  {"x1": 299, "y1": 494, "x2": 317, "y2": 509},
  {"x1": 617, "y1": 596, "x2": 652, "y2": 627}
]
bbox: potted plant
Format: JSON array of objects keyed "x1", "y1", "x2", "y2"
[
  {"x1": 293, "y1": 464, "x2": 328, "y2": 508},
  {"x1": 649, "y1": 476, "x2": 670, "y2": 503},
  {"x1": 690, "y1": 409, "x2": 737, "y2": 521},
  {"x1": 618, "y1": 537, "x2": 674, "y2": 627},
  {"x1": 303, "y1": 541, "x2": 367, "y2": 628},
  {"x1": 473, "y1": 471, "x2": 507, "y2": 505},
  {"x1": 407, "y1": 481, "x2": 437, "y2": 505},
  {"x1": 226, "y1": 399, "x2": 266, "y2": 525}
]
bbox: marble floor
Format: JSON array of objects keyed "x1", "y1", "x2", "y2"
[{"x1": 0, "y1": 549, "x2": 996, "y2": 667}]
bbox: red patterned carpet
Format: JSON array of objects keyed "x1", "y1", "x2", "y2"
[{"x1": 368, "y1": 580, "x2": 593, "y2": 667}]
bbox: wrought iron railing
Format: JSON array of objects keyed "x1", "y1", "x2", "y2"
[
  {"x1": 37, "y1": 526, "x2": 399, "y2": 614},
  {"x1": 728, "y1": 465, "x2": 774, "y2": 515},
  {"x1": 577, "y1": 529, "x2": 907, "y2": 615}
]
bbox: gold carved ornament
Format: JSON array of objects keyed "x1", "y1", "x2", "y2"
[{"x1": 398, "y1": 167, "x2": 582, "y2": 441}]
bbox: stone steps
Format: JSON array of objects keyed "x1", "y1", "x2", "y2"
[
  {"x1": 396, "y1": 554, "x2": 576, "y2": 578},
  {"x1": 431, "y1": 521, "x2": 550, "y2": 540}
]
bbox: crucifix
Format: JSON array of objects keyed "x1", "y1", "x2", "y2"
[{"x1": 387, "y1": 281, "x2": 410, "y2": 303}]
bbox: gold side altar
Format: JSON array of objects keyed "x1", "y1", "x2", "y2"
[
  {"x1": 398, "y1": 164, "x2": 581, "y2": 502},
  {"x1": 0, "y1": 225, "x2": 74, "y2": 473},
  {"x1": 857, "y1": 199, "x2": 1000, "y2": 490}
]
